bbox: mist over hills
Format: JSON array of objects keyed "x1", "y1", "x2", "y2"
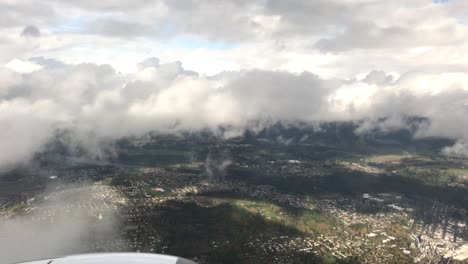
[
  {"x1": 18, "y1": 118, "x2": 452, "y2": 171},
  {"x1": 1, "y1": 58, "x2": 468, "y2": 172}
]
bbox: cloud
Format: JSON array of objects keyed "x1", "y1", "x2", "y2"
[
  {"x1": 0, "y1": 185, "x2": 122, "y2": 263},
  {"x1": 0, "y1": 1, "x2": 55, "y2": 29},
  {"x1": 0, "y1": 99, "x2": 65, "y2": 171},
  {"x1": 204, "y1": 151, "x2": 232, "y2": 178},
  {"x1": 314, "y1": 22, "x2": 466, "y2": 52},
  {"x1": 5, "y1": 59, "x2": 42, "y2": 73},
  {"x1": 362, "y1": 70, "x2": 396, "y2": 85},
  {"x1": 85, "y1": 18, "x2": 155, "y2": 37},
  {"x1": 29, "y1": 56, "x2": 67, "y2": 69},
  {"x1": 21, "y1": 25, "x2": 40, "y2": 37},
  {"x1": 442, "y1": 140, "x2": 468, "y2": 158},
  {"x1": 0, "y1": 57, "x2": 467, "y2": 169},
  {"x1": 137, "y1": 57, "x2": 160, "y2": 70},
  {"x1": 1, "y1": 0, "x2": 468, "y2": 78}
]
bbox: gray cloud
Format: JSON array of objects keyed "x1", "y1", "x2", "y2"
[
  {"x1": 58, "y1": 0, "x2": 153, "y2": 11},
  {"x1": 362, "y1": 70, "x2": 396, "y2": 85},
  {"x1": 29, "y1": 56, "x2": 67, "y2": 69},
  {"x1": 0, "y1": 1, "x2": 55, "y2": 28},
  {"x1": 85, "y1": 18, "x2": 155, "y2": 37},
  {"x1": 264, "y1": 0, "x2": 351, "y2": 36},
  {"x1": 0, "y1": 58, "x2": 468, "y2": 169},
  {"x1": 314, "y1": 22, "x2": 465, "y2": 52},
  {"x1": 1, "y1": 0, "x2": 467, "y2": 53},
  {"x1": 0, "y1": 185, "x2": 122, "y2": 263},
  {"x1": 442, "y1": 141, "x2": 468, "y2": 158},
  {"x1": 21, "y1": 25, "x2": 40, "y2": 37},
  {"x1": 137, "y1": 57, "x2": 160, "y2": 70}
]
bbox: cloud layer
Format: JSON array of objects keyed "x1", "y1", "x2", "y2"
[
  {"x1": 0, "y1": 185, "x2": 122, "y2": 263},
  {"x1": 1, "y1": 0, "x2": 468, "y2": 76},
  {"x1": 0, "y1": 57, "x2": 468, "y2": 169}
]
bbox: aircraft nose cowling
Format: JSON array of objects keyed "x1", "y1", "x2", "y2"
[{"x1": 17, "y1": 253, "x2": 197, "y2": 264}]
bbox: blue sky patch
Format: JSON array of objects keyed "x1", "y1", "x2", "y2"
[
  {"x1": 432, "y1": 0, "x2": 451, "y2": 4},
  {"x1": 170, "y1": 38, "x2": 238, "y2": 50},
  {"x1": 51, "y1": 16, "x2": 87, "y2": 33}
]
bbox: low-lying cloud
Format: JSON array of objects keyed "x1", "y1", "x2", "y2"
[
  {"x1": 1, "y1": 58, "x2": 468, "y2": 170},
  {"x1": 0, "y1": 185, "x2": 122, "y2": 263}
]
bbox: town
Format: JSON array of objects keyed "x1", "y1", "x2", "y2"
[{"x1": 1, "y1": 138, "x2": 467, "y2": 263}]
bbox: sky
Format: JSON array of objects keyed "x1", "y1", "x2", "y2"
[{"x1": 1, "y1": 0, "x2": 468, "y2": 169}]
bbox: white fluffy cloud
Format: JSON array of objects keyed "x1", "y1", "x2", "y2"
[
  {"x1": 0, "y1": 99, "x2": 65, "y2": 169},
  {"x1": 0, "y1": 57, "x2": 467, "y2": 168}
]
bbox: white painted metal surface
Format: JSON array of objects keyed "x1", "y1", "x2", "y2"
[{"x1": 16, "y1": 253, "x2": 197, "y2": 264}]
